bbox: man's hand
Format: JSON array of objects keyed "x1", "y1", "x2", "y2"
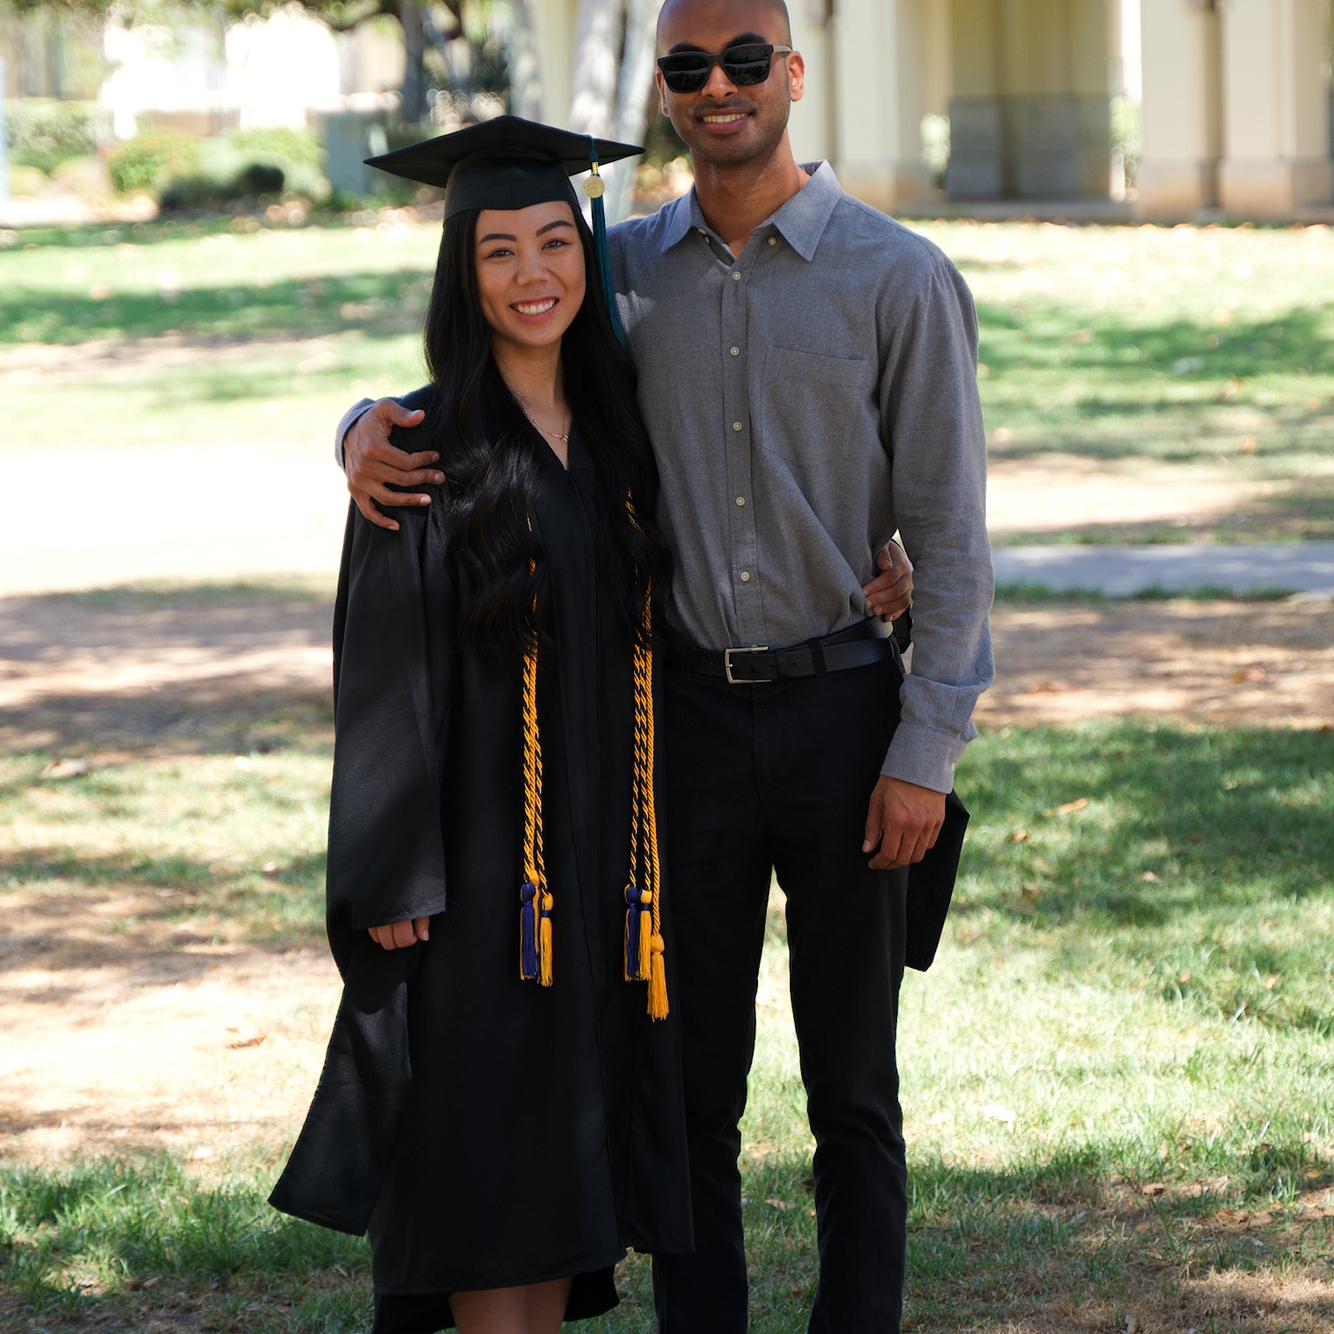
[
  {"x1": 368, "y1": 917, "x2": 432, "y2": 950},
  {"x1": 863, "y1": 542, "x2": 913, "y2": 621},
  {"x1": 863, "y1": 775, "x2": 944, "y2": 870},
  {"x1": 345, "y1": 399, "x2": 439, "y2": 532}
]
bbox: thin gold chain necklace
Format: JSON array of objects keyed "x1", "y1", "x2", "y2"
[{"x1": 514, "y1": 395, "x2": 571, "y2": 444}]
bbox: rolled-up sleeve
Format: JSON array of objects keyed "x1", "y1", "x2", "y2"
[
  {"x1": 878, "y1": 257, "x2": 994, "y2": 793},
  {"x1": 334, "y1": 398, "x2": 377, "y2": 470}
]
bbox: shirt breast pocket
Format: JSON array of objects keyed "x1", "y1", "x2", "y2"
[{"x1": 758, "y1": 345, "x2": 870, "y2": 475}]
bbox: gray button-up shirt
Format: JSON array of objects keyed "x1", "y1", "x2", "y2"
[
  {"x1": 610, "y1": 163, "x2": 993, "y2": 792},
  {"x1": 336, "y1": 163, "x2": 992, "y2": 793}
]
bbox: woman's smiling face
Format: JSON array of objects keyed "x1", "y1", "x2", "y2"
[{"x1": 473, "y1": 200, "x2": 587, "y2": 355}]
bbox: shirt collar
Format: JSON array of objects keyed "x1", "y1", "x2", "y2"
[{"x1": 657, "y1": 160, "x2": 843, "y2": 262}]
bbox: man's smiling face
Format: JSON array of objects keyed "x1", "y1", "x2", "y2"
[{"x1": 655, "y1": 0, "x2": 804, "y2": 170}]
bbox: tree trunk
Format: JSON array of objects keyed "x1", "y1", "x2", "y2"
[
  {"x1": 507, "y1": 0, "x2": 543, "y2": 120},
  {"x1": 568, "y1": 0, "x2": 619, "y2": 136},
  {"x1": 606, "y1": 0, "x2": 663, "y2": 221},
  {"x1": 398, "y1": 0, "x2": 428, "y2": 124}
]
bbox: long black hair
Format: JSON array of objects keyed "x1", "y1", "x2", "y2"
[{"x1": 414, "y1": 201, "x2": 672, "y2": 660}]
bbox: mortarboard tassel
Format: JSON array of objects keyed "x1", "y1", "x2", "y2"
[{"x1": 584, "y1": 140, "x2": 625, "y2": 345}]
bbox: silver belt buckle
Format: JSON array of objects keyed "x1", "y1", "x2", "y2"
[{"x1": 723, "y1": 645, "x2": 770, "y2": 684}]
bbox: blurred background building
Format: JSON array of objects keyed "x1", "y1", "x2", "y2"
[{"x1": 2, "y1": 0, "x2": 1332, "y2": 220}]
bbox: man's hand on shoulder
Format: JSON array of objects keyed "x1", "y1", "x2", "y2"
[
  {"x1": 345, "y1": 398, "x2": 439, "y2": 533},
  {"x1": 862, "y1": 775, "x2": 945, "y2": 871}
]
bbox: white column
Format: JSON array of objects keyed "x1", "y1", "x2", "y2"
[
  {"x1": 1137, "y1": 0, "x2": 1222, "y2": 216},
  {"x1": 1218, "y1": 0, "x2": 1332, "y2": 216},
  {"x1": 832, "y1": 0, "x2": 935, "y2": 211}
]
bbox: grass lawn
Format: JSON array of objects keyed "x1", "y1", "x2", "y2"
[
  {"x1": 2, "y1": 215, "x2": 1332, "y2": 540},
  {"x1": 2, "y1": 712, "x2": 1330, "y2": 1332}
]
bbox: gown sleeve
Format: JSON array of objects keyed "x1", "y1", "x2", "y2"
[
  {"x1": 267, "y1": 460, "x2": 453, "y2": 1238},
  {"x1": 325, "y1": 483, "x2": 454, "y2": 969}
]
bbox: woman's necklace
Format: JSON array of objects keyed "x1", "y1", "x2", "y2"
[{"x1": 515, "y1": 396, "x2": 570, "y2": 444}]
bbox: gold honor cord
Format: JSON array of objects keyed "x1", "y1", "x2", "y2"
[
  {"x1": 519, "y1": 556, "x2": 553, "y2": 985},
  {"x1": 518, "y1": 500, "x2": 668, "y2": 1019}
]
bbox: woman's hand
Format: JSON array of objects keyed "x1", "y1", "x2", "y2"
[
  {"x1": 368, "y1": 917, "x2": 432, "y2": 950},
  {"x1": 863, "y1": 541, "x2": 914, "y2": 621}
]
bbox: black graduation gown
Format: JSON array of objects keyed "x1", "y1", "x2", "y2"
[{"x1": 269, "y1": 391, "x2": 693, "y2": 1329}]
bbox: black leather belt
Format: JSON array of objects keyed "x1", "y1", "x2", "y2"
[{"x1": 687, "y1": 620, "x2": 898, "y2": 684}]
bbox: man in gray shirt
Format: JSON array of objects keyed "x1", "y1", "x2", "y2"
[{"x1": 337, "y1": 1, "x2": 991, "y2": 1328}]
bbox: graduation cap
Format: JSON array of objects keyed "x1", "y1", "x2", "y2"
[{"x1": 366, "y1": 116, "x2": 642, "y2": 339}]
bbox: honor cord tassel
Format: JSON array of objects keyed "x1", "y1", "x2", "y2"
[{"x1": 520, "y1": 554, "x2": 552, "y2": 985}]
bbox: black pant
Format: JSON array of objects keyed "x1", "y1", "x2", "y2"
[{"x1": 653, "y1": 654, "x2": 908, "y2": 1334}]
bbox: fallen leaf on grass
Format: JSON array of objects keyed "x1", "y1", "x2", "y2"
[
  {"x1": 1023, "y1": 680, "x2": 1069, "y2": 694},
  {"x1": 40, "y1": 758, "x2": 88, "y2": 781},
  {"x1": 228, "y1": 1034, "x2": 267, "y2": 1049},
  {"x1": 1228, "y1": 665, "x2": 1267, "y2": 684},
  {"x1": 1141, "y1": 1182, "x2": 1167, "y2": 1196},
  {"x1": 1139, "y1": 871, "x2": 1160, "y2": 883},
  {"x1": 1009, "y1": 829, "x2": 1030, "y2": 844},
  {"x1": 1056, "y1": 797, "x2": 1089, "y2": 816},
  {"x1": 1237, "y1": 434, "x2": 1260, "y2": 455},
  {"x1": 765, "y1": 1198, "x2": 794, "y2": 1211}
]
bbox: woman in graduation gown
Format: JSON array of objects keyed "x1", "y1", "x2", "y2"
[{"x1": 269, "y1": 118, "x2": 693, "y2": 1334}]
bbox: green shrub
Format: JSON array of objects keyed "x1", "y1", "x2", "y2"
[
  {"x1": 7, "y1": 163, "x2": 50, "y2": 198},
  {"x1": 228, "y1": 126, "x2": 324, "y2": 171},
  {"x1": 1, "y1": 99, "x2": 99, "y2": 174},
  {"x1": 107, "y1": 130, "x2": 200, "y2": 195},
  {"x1": 51, "y1": 155, "x2": 112, "y2": 201}
]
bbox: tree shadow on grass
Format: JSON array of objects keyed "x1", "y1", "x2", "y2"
[
  {"x1": 0, "y1": 269, "x2": 433, "y2": 346},
  {"x1": 0, "y1": 846, "x2": 329, "y2": 958},
  {"x1": 0, "y1": 1154, "x2": 367, "y2": 1332},
  {"x1": 0, "y1": 582, "x2": 335, "y2": 759},
  {"x1": 976, "y1": 304, "x2": 1333, "y2": 382},
  {"x1": 959, "y1": 726, "x2": 1330, "y2": 926},
  {"x1": 738, "y1": 1143, "x2": 1334, "y2": 1333}
]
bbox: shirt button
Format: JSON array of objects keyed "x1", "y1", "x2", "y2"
[
  {"x1": 767, "y1": 236, "x2": 778, "y2": 246},
  {"x1": 731, "y1": 270, "x2": 742, "y2": 280},
  {"x1": 731, "y1": 420, "x2": 743, "y2": 432},
  {"x1": 729, "y1": 345, "x2": 740, "y2": 356},
  {"x1": 735, "y1": 496, "x2": 746, "y2": 507},
  {"x1": 739, "y1": 570, "x2": 751, "y2": 583}
]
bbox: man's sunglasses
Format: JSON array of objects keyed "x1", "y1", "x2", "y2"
[{"x1": 656, "y1": 43, "x2": 793, "y2": 95}]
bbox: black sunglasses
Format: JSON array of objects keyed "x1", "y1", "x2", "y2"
[{"x1": 656, "y1": 43, "x2": 793, "y2": 94}]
